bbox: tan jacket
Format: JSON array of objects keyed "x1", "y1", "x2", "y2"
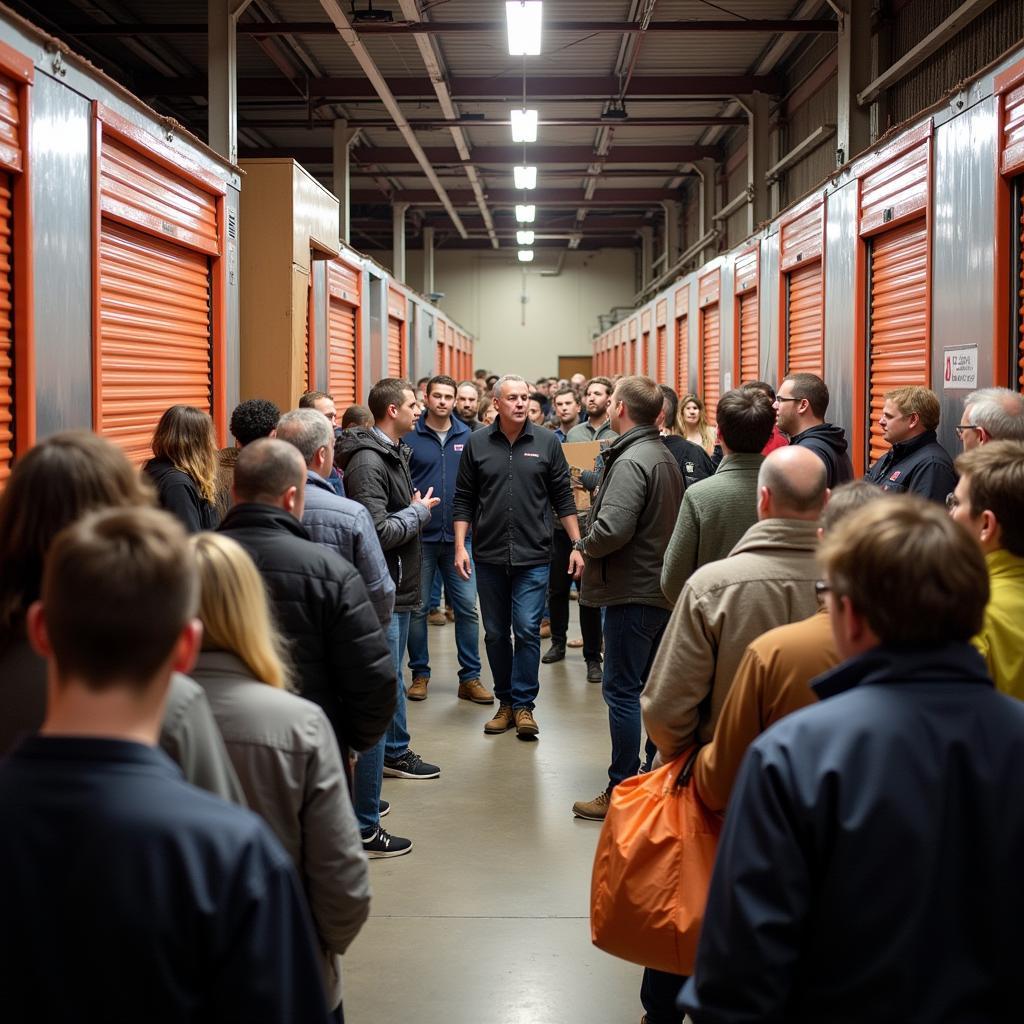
[
  {"x1": 641, "y1": 517, "x2": 821, "y2": 761},
  {"x1": 693, "y1": 608, "x2": 839, "y2": 812}
]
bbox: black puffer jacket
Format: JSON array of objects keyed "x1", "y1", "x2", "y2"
[
  {"x1": 334, "y1": 428, "x2": 429, "y2": 613},
  {"x1": 143, "y1": 457, "x2": 219, "y2": 533},
  {"x1": 217, "y1": 503, "x2": 395, "y2": 758},
  {"x1": 790, "y1": 422, "x2": 854, "y2": 488}
]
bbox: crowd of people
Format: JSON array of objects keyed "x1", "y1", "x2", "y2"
[{"x1": 0, "y1": 359, "x2": 1023, "y2": 1022}]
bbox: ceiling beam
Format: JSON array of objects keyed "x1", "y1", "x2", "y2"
[
  {"x1": 241, "y1": 144, "x2": 720, "y2": 164},
  {"x1": 139, "y1": 73, "x2": 785, "y2": 99},
  {"x1": 348, "y1": 188, "x2": 679, "y2": 205},
  {"x1": 66, "y1": 19, "x2": 837, "y2": 36},
  {"x1": 224, "y1": 116, "x2": 749, "y2": 129}
]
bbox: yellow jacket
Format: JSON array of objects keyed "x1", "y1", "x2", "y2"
[{"x1": 973, "y1": 549, "x2": 1024, "y2": 699}]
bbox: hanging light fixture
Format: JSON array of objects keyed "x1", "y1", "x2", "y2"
[
  {"x1": 513, "y1": 165, "x2": 538, "y2": 189},
  {"x1": 518, "y1": 250, "x2": 535, "y2": 263},
  {"x1": 510, "y1": 108, "x2": 538, "y2": 143},
  {"x1": 506, "y1": 1, "x2": 542, "y2": 56},
  {"x1": 515, "y1": 204, "x2": 536, "y2": 223},
  {"x1": 516, "y1": 229, "x2": 535, "y2": 245}
]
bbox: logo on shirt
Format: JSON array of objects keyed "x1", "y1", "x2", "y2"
[
  {"x1": 523, "y1": 452, "x2": 540, "y2": 458},
  {"x1": 453, "y1": 444, "x2": 464, "y2": 452},
  {"x1": 888, "y1": 470, "x2": 902, "y2": 482}
]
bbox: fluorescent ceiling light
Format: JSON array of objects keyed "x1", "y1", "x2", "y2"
[
  {"x1": 518, "y1": 249, "x2": 535, "y2": 263},
  {"x1": 516, "y1": 229, "x2": 535, "y2": 245},
  {"x1": 510, "y1": 108, "x2": 538, "y2": 143},
  {"x1": 514, "y1": 165, "x2": 537, "y2": 189},
  {"x1": 506, "y1": 1, "x2": 542, "y2": 56},
  {"x1": 515, "y1": 204, "x2": 536, "y2": 223}
]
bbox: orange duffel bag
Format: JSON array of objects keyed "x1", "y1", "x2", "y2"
[{"x1": 590, "y1": 747, "x2": 722, "y2": 976}]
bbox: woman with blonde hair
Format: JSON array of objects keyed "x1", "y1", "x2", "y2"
[
  {"x1": 144, "y1": 404, "x2": 220, "y2": 532},
  {"x1": 677, "y1": 393, "x2": 716, "y2": 455},
  {"x1": 188, "y1": 532, "x2": 370, "y2": 1021},
  {"x1": 0, "y1": 432, "x2": 243, "y2": 804}
]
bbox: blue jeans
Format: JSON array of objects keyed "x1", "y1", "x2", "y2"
[
  {"x1": 602, "y1": 604, "x2": 671, "y2": 787},
  {"x1": 408, "y1": 541, "x2": 481, "y2": 681},
  {"x1": 429, "y1": 564, "x2": 443, "y2": 611},
  {"x1": 475, "y1": 562, "x2": 549, "y2": 710},
  {"x1": 352, "y1": 610, "x2": 411, "y2": 833}
]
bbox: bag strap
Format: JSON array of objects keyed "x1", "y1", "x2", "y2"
[{"x1": 674, "y1": 745, "x2": 703, "y2": 790}]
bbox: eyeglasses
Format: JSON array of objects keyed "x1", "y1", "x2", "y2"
[
  {"x1": 945, "y1": 492, "x2": 960, "y2": 511},
  {"x1": 814, "y1": 580, "x2": 832, "y2": 605},
  {"x1": 775, "y1": 396, "x2": 800, "y2": 404},
  {"x1": 954, "y1": 424, "x2": 980, "y2": 437}
]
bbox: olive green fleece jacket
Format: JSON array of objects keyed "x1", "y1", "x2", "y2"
[{"x1": 660, "y1": 452, "x2": 764, "y2": 604}]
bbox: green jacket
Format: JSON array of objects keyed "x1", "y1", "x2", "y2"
[
  {"x1": 579, "y1": 425, "x2": 684, "y2": 611},
  {"x1": 660, "y1": 452, "x2": 764, "y2": 605}
]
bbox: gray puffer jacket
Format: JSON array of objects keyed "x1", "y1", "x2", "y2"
[{"x1": 579, "y1": 425, "x2": 684, "y2": 611}]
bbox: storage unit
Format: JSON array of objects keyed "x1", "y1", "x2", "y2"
[
  {"x1": 779, "y1": 198, "x2": 825, "y2": 379},
  {"x1": 326, "y1": 254, "x2": 361, "y2": 408},
  {"x1": 628, "y1": 317, "x2": 638, "y2": 374},
  {"x1": 386, "y1": 285, "x2": 407, "y2": 379},
  {"x1": 655, "y1": 298, "x2": 668, "y2": 385},
  {"x1": 996, "y1": 59, "x2": 1024, "y2": 391},
  {"x1": 239, "y1": 158, "x2": 339, "y2": 415},
  {"x1": 734, "y1": 246, "x2": 760, "y2": 386},
  {"x1": 698, "y1": 269, "x2": 722, "y2": 424},
  {"x1": 674, "y1": 284, "x2": 690, "y2": 396},
  {"x1": 641, "y1": 308, "x2": 651, "y2": 377},
  {"x1": 860, "y1": 124, "x2": 932, "y2": 465}
]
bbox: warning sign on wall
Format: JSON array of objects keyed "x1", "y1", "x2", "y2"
[{"x1": 943, "y1": 346, "x2": 978, "y2": 390}]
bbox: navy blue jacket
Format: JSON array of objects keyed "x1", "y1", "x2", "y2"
[
  {"x1": 681, "y1": 644, "x2": 1024, "y2": 1024},
  {"x1": 0, "y1": 736, "x2": 328, "y2": 1023},
  {"x1": 864, "y1": 428, "x2": 957, "y2": 503},
  {"x1": 403, "y1": 411, "x2": 472, "y2": 543}
]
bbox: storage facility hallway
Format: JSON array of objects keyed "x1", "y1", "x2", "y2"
[{"x1": 344, "y1": 604, "x2": 640, "y2": 1023}]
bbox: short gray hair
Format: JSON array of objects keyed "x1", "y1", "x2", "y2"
[
  {"x1": 492, "y1": 374, "x2": 528, "y2": 399},
  {"x1": 964, "y1": 387, "x2": 1024, "y2": 441},
  {"x1": 276, "y1": 408, "x2": 333, "y2": 465}
]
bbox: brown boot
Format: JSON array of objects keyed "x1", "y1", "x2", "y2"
[
  {"x1": 572, "y1": 790, "x2": 610, "y2": 821},
  {"x1": 427, "y1": 609, "x2": 446, "y2": 626},
  {"x1": 484, "y1": 703, "x2": 515, "y2": 734},
  {"x1": 514, "y1": 708, "x2": 539, "y2": 738},
  {"x1": 458, "y1": 678, "x2": 495, "y2": 704},
  {"x1": 407, "y1": 675, "x2": 429, "y2": 701},
  {"x1": 539, "y1": 618, "x2": 551, "y2": 638}
]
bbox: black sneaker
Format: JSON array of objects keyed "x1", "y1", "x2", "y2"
[
  {"x1": 361, "y1": 827, "x2": 412, "y2": 859},
  {"x1": 586, "y1": 659, "x2": 603, "y2": 684},
  {"x1": 383, "y1": 749, "x2": 441, "y2": 779},
  {"x1": 379, "y1": 799, "x2": 390, "y2": 817},
  {"x1": 541, "y1": 641, "x2": 567, "y2": 664}
]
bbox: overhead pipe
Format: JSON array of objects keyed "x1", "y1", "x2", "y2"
[
  {"x1": 712, "y1": 188, "x2": 749, "y2": 222},
  {"x1": 634, "y1": 229, "x2": 719, "y2": 303},
  {"x1": 317, "y1": 0, "x2": 469, "y2": 238}
]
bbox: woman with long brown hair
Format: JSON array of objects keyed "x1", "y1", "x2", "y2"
[
  {"x1": 677, "y1": 393, "x2": 716, "y2": 455},
  {"x1": 144, "y1": 405, "x2": 220, "y2": 532},
  {"x1": 188, "y1": 532, "x2": 369, "y2": 1021},
  {"x1": 0, "y1": 431, "x2": 243, "y2": 803}
]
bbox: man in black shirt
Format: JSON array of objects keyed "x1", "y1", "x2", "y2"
[
  {"x1": 0, "y1": 507, "x2": 327, "y2": 1023},
  {"x1": 454, "y1": 375, "x2": 582, "y2": 738}
]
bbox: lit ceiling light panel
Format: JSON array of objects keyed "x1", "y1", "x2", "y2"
[
  {"x1": 515, "y1": 204, "x2": 536, "y2": 223},
  {"x1": 506, "y1": 1, "x2": 542, "y2": 56},
  {"x1": 513, "y1": 165, "x2": 537, "y2": 189},
  {"x1": 510, "y1": 108, "x2": 538, "y2": 143},
  {"x1": 516, "y1": 229, "x2": 535, "y2": 245},
  {"x1": 518, "y1": 250, "x2": 535, "y2": 263}
]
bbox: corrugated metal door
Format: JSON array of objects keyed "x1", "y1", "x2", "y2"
[
  {"x1": 303, "y1": 266, "x2": 311, "y2": 394},
  {"x1": 436, "y1": 335, "x2": 445, "y2": 374},
  {"x1": 1018, "y1": 189, "x2": 1024, "y2": 389},
  {"x1": 0, "y1": 172, "x2": 12, "y2": 485},
  {"x1": 738, "y1": 290, "x2": 759, "y2": 383},
  {"x1": 701, "y1": 304, "x2": 721, "y2": 426},
  {"x1": 656, "y1": 325, "x2": 667, "y2": 383},
  {"x1": 785, "y1": 262, "x2": 824, "y2": 375},
  {"x1": 387, "y1": 317, "x2": 403, "y2": 378},
  {"x1": 97, "y1": 134, "x2": 218, "y2": 464},
  {"x1": 642, "y1": 332, "x2": 650, "y2": 376},
  {"x1": 867, "y1": 218, "x2": 929, "y2": 461},
  {"x1": 675, "y1": 315, "x2": 688, "y2": 396},
  {"x1": 327, "y1": 296, "x2": 358, "y2": 406}
]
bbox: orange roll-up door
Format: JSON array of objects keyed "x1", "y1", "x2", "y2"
[
  {"x1": 701, "y1": 304, "x2": 721, "y2": 426},
  {"x1": 675, "y1": 316, "x2": 688, "y2": 396},
  {"x1": 642, "y1": 332, "x2": 650, "y2": 376},
  {"x1": 1018, "y1": 189, "x2": 1024, "y2": 389},
  {"x1": 327, "y1": 298, "x2": 358, "y2": 407},
  {"x1": 785, "y1": 262, "x2": 824, "y2": 376},
  {"x1": 0, "y1": 173, "x2": 12, "y2": 484},
  {"x1": 387, "y1": 317, "x2": 402, "y2": 378},
  {"x1": 738, "y1": 289, "x2": 760, "y2": 383},
  {"x1": 656, "y1": 326, "x2": 667, "y2": 383},
  {"x1": 303, "y1": 267, "x2": 311, "y2": 394},
  {"x1": 867, "y1": 218, "x2": 929, "y2": 462}
]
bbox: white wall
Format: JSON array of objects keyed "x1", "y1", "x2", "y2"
[{"x1": 385, "y1": 248, "x2": 636, "y2": 381}]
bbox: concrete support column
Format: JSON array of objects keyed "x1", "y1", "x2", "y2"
[
  {"x1": 208, "y1": 0, "x2": 253, "y2": 164},
  {"x1": 422, "y1": 225, "x2": 435, "y2": 295},
  {"x1": 392, "y1": 202, "x2": 409, "y2": 284},
  {"x1": 696, "y1": 158, "x2": 717, "y2": 264},
  {"x1": 838, "y1": 0, "x2": 873, "y2": 166},
  {"x1": 639, "y1": 225, "x2": 654, "y2": 288},
  {"x1": 740, "y1": 93, "x2": 771, "y2": 234},
  {"x1": 661, "y1": 200, "x2": 681, "y2": 266},
  {"x1": 333, "y1": 119, "x2": 356, "y2": 244}
]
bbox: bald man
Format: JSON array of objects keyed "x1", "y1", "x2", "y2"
[{"x1": 643, "y1": 445, "x2": 829, "y2": 764}]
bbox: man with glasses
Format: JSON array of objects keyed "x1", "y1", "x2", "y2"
[
  {"x1": 773, "y1": 373, "x2": 853, "y2": 488},
  {"x1": 865, "y1": 385, "x2": 956, "y2": 502},
  {"x1": 957, "y1": 387, "x2": 1024, "y2": 450}
]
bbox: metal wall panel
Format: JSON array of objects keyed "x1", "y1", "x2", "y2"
[
  {"x1": 416, "y1": 306, "x2": 435, "y2": 382},
  {"x1": 31, "y1": 72, "x2": 92, "y2": 436},
  {"x1": 932, "y1": 97, "x2": 997, "y2": 456},
  {"x1": 366, "y1": 270, "x2": 385, "y2": 389},
  {"x1": 759, "y1": 231, "x2": 780, "y2": 387},
  {"x1": 311, "y1": 259, "x2": 327, "y2": 393},
  {"x1": 824, "y1": 181, "x2": 857, "y2": 453},
  {"x1": 225, "y1": 187, "x2": 240, "y2": 416}
]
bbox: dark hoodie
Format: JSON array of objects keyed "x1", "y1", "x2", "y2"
[
  {"x1": 790, "y1": 423, "x2": 854, "y2": 489},
  {"x1": 143, "y1": 457, "x2": 219, "y2": 533},
  {"x1": 334, "y1": 427, "x2": 429, "y2": 612}
]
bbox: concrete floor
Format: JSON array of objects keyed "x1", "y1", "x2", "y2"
[{"x1": 343, "y1": 605, "x2": 646, "y2": 1023}]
